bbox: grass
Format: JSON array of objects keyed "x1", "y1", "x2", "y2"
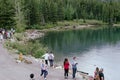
[
  {"x1": 5, "y1": 33, "x2": 47, "y2": 58},
  {"x1": 57, "y1": 19, "x2": 106, "y2": 26},
  {"x1": 26, "y1": 23, "x2": 57, "y2": 30},
  {"x1": 25, "y1": 19, "x2": 106, "y2": 30}
]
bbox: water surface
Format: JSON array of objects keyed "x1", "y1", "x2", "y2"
[{"x1": 40, "y1": 26, "x2": 120, "y2": 80}]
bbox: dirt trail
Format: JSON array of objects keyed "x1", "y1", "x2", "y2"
[{"x1": 0, "y1": 43, "x2": 84, "y2": 80}]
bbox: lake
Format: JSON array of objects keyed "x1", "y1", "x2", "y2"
[{"x1": 40, "y1": 26, "x2": 120, "y2": 80}]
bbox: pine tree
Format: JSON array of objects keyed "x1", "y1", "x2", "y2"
[
  {"x1": 0, "y1": 0, "x2": 15, "y2": 29},
  {"x1": 14, "y1": 0, "x2": 26, "y2": 32}
]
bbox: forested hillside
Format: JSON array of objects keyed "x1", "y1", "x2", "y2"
[{"x1": 0, "y1": 0, "x2": 120, "y2": 31}]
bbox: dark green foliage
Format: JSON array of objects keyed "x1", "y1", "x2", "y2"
[
  {"x1": 0, "y1": 0, "x2": 120, "y2": 30},
  {"x1": 5, "y1": 40, "x2": 47, "y2": 58},
  {"x1": 0, "y1": 0, "x2": 15, "y2": 29}
]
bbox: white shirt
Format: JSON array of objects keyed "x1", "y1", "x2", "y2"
[
  {"x1": 48, "y1": 53, "x2": 54, "y2": 60},
  {"x1": 42, "y1": 53, "x2": 49, "y2": 60},
  {"x1": 41, "y1": 62, "x2": 47, "y2": 70},
  {"x1": 0, "y1": 34, "x2": 3, "y2": 39}
]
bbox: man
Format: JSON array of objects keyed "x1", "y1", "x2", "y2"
[
  {"x1": 48, "y1": 51, "x2": 54, "y2": 67},
  {"x1": 42, "y1": 51, "x2": 49, "y2": 65},
  {"x1": 99, "y1": 68, "x2": 104, "y2": 80},
  {"x1": 71, "y1": 57, "x2": 78, "y2": 79}
]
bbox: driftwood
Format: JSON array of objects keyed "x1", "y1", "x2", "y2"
[
  {"x1": 24, "y1": 59, "x2": 32, "y2": 64},
  {"x1": 77, "y1": 70, "x2": 89, "y2": 80},
  {"x1": 77, "y1": 70, "x2": 89, "y2": 75}
]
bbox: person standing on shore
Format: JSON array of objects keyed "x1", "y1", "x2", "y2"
[
  {"x1": 99, "y1": 68, "x2": 104, "y2": 80},
  {"x1": 48, "y1": 51, "x2": 54, "y2": 67},
  {"x1": 71, "y1": 57, "x2": 78, "y2": 79},
  {"x1": 40, "y1": 60, "x2": 48, "y2": 80},
  {"x1": 42, "y1": 51, "x2": 49, "y2": 65},
  {"x1": 94, "y1": 67, "x2": 100, "y2": 80},
  {"x1": 63, "y1": 58, "x2": 70, "y2": 79},
  {"x1": 0, "y1": 33, "x2": 3, "y2": 43}
]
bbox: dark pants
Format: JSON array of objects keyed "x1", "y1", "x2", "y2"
[
  {"x1": 49, "y1": 59, "x2": 54, "y2": 67},
  {"x1": 45, "y1": 60, "x2": 48, "y2": 65},
  {"x1": 72, "y1": 68, "x2": 77, "y2": 78},
  {"x1": 64, "y1": 69, "x2": 69, "y2": 77},
  {"x1": 41, "y1": 70, "x2": 48, "y2": 78}
]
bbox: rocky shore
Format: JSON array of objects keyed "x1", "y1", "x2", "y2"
[
  {"x1": 24, "y1": 24, "x2": 94, "y2": 40},
  {"x1": 0, "y1": 25, "x2": 96, "y2": 80},
  {"x1": 0, "y1": 43, "x2": 93, "y2": 80}
]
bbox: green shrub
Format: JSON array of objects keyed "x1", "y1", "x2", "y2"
[
  {"x1": 33, "y1": 49, "x2": 44, "y2": 58},
  {"x1": 14, "y1": 33, "x2": 25, "y2": 41},
  {"x1": 5, "y1": 40, "x2": 47, "y2": 58}
]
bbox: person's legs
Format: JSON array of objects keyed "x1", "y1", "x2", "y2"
[
  {"x1": 44, "y1": 70, "x2": 48, "y2": 79},
  {"x1": 41, "y1": 70, "x2": 44, "y2": 76},
  {"x1": 72, "y1": 68, "x2": 77, "y2": 79},
  {"x1": 49, "y1": 59, "x2": 52, "y2": 67},
  {"x1": 51, "y1": 60, "x2": 54, "y2": 67},
  {"x1": 66, "y1": 69, "x2": 69, "y2": 77},
  {"x1": 64, "y1": 69, "x2": 66, "y2": 78},
  {"x1": 64, "y1": 69, "x2": 69, "y2": 79},
  {"x1": 45, "y1": 60, "x2": 48, "y2": 65}
]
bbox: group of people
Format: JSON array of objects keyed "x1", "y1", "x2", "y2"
[
  {"x1": 42, "y1": 51, "x2": 54, "y2": 67},
  {"x1": 63, "y1": 57, "x2": 78, "y2": 79},
  {"x1": 30, "y1": 56, "x2": 78, "y2": 80},
  {"x1": 94, "y1": 67, "x2": 104, "y2": 80},
  {"x1": 29, "y1": 60, "x2": 48, "y2": 80},
  {"x1": 0, "y1": 28, "x2": 15, "y2": 42},
  {"x1": 40, "y1": 51, "x2": 54, "y2": 80},
  {"x1": 29, "y1": 51, "x2": 104, "y2": 80}
]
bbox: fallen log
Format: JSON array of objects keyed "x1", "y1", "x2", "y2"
[{"x1": 77, "y1": 70, "x2": 89, "y2": 75}]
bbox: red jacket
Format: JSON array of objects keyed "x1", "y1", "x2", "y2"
[{"x1": 64, "y1": 61, "x2": 69, "y2": 69}]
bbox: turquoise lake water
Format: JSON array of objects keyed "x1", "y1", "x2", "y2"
[{"x1": 40, "y1": 26, "x2": 120, "y2": 80}]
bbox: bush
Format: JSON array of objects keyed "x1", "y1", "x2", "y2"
[
  {"x1": 14, "y1": 33, "x2": 25, "y2": 41},
  {"x1": 33, "y1": 49, "x2": 44, "y2": 58},
  {"x1": 26, "y1": 23, "x2": 56, "y2": 30},
  {"x1": 5, "y1": 40, "x2": 47, "y2": 58}
]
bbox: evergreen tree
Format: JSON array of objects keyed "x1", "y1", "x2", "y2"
[
  {"x1": 0, "y1": 0, "x2": 15, "y2": 29},
  {"x1": 14, "y1": 0, "x2": 26, "y2": 32}
]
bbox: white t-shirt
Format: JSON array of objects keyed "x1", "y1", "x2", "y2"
[
  {"x1": 42, "y1": 53, "x2": 49, "y2": 60},
  {"x1": 41, "y1": 62, "x2": 47, "y2": 70},
  {"x1": 48, "y1": 53, "x2": 54, "y2": 60},
  {"x1": 0, "y1": 34, "x2": 3, "y2": 40}
]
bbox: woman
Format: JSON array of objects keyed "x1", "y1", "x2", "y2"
[
  {"x1": 94, "y1": 67, "x2": 100, "y2": 80},
  {"x1": 63, "y1": 58, "x2": 70, "y2": 79}
]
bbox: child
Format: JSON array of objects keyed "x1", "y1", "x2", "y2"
[
  {"x1": 30, "y1": 73, "x2": 35, "y2": 80},
  {"x1": 40, "y1": 60, "x2": 48, "y2": 80}
]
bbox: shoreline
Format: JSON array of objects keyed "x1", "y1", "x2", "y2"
[
  {"x1": 1, "y1": 24, "x2": 109, "y2": 80},
  {"x1": 40, "y1": 24, "x2": 94, "y2": 32},
  {"x1": 24, "y1": 24, "x2": 120, "y2": 40},
  {"x1": 21, "y1": 24, "x2": 95, "y2": 41},
  {"x1": 0, "y1": 43, "x2": 91, "y2": 80},
  {"x1": 24, "y1": 24, "x2": 98, "y2": 40}
]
